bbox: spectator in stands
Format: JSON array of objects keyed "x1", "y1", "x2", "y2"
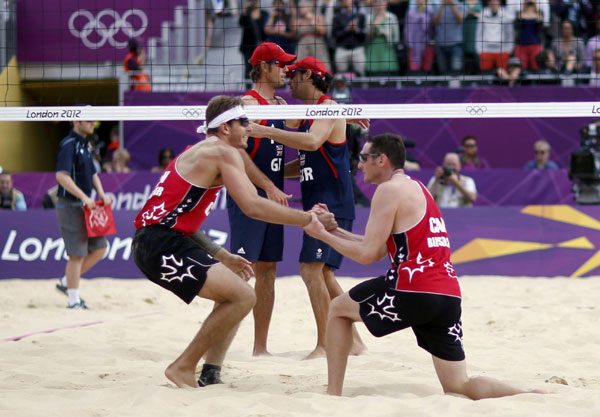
[
  {"x1": 552, "y1": 20, "x2": 585, "y2": 73},
  {"x1": 330, "y1": 73, "x2": 352, "y2": 103},
  {"x1": 433, "y1": 0, "x2": 466, "y2": 74},
  {"x1": 535, "y1": 48, "x2": 560, "y2": 75},
  {"x1": 476, "y1": 0, "x2": 512, "y2": 73},
  {"x1": 296, "y1": 0, "x2": 330, "y2": 69},
  {"x1": 497, "y1": 56, "x2": 522, "y2": 86},
  {"x1": 585, "y1": 17, "x2": 600, "y2": 69},
  {"x1": 554, "y1": 0, "x2": 593, "y2": 38},
  {"x1": 427, "y1": 152, "x2": 477, "y2": 207},
  {"x1": 124, "y1": 38, "x2": 151, "y2": 92},
  {"x1": 388, "y1": 0, "x2": 410, "y2": 41},
  {"x1": 588, "y1": 49, "x2": 600, "y2": 86},
  {"x1": 0, "y1": 171, "x2": 27, "y2": 210},
  {"x1": 239, "y1": 0, "x2": 269, "y2": 81},
  {"x1": 365, "y1": 0, "x2": 400, "y2": 75},
  {"x1": 404, "y1": 0, "x2": 435, "y2": 72},
  {"x1": 513, "y1": 0, "x2": 543, "y2": 70},
  {"x1": 524, "y1": 139, "x2": 560, "y2": 170},
  {"x1": 265, "y1": 0, "x2": 297, "y2": 54},
  {"x1": 152, "y1": 147, "x2": 175, "y2": 173},
  {"x1": 103, "y1": 148, "x2": 132, "y2": 174},
  {"x1": 42, "y1": 185, "x2": 59, "y2": 209},
  {"x1": 460, "y1": 135, "x2": 490, "y2": 169},
  {"x1": 104, "y1": 125, "x2": 120, "y2": 163},
  {"x1": 332, "y1": 0, "x2": 368, "y2": 76},
  {"x1": 462, "y1": 0, "x2": 482, "y2": 74}
]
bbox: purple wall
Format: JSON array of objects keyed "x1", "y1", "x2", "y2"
[
  {"x1": 124, "y1": 86, "x2": 600, "y2": 171},
  {"x1": 11, "y1": 169, "x2": 577, "y2": 209},
  {"x1": 17, "y1": 0, "x2": 187, "y2": 62},
  {"x1": 2, "y1": 205, "x2": 599, "y2": 279}
]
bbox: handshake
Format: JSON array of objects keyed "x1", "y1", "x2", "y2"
[{"x1": 304, "y1": 203, "x2": 338, "y2": 238}]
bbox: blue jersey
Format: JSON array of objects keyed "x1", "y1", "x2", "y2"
[
  {"x1": 298, "y1": 95, "x2": 355, "y2": 220},
  {"x1": 56, "y1": 130, "x2": 97, "y2": 200},
  {"x1": 228, "y1": 90, "x2": 285, "y2": 203}
]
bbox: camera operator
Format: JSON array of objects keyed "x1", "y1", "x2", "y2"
[
  {"x1": 427, "y1": 152, "x2": 477, "y2": 208},
  {"x1": 569, "y1": 120, "x2": 600, "y2": 204}
]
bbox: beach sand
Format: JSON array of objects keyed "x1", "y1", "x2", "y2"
[{"x1": 1, "y1": 276, "x2": 598, "y2": 417}]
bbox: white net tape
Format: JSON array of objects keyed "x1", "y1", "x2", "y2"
[{"x1": 2, "y1": 102, "x2": 600, "y2": 121}]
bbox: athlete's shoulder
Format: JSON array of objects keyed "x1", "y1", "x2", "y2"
[
  {"x1": 320, "y1": 97, "x2": 337, "y2": 105},
  {"x1": 241, "y1": 94, "x2": 260, "y2": 106},
  {"x1": 274, "y1": 95, "x2": 288, "y2": 105}
]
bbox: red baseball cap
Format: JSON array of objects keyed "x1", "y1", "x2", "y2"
[
  {"x1": 286, "y1": 57, "x2": 330, "y2": 78},
  {"x1": 250, "y1": 42, "x2": 297, "y2": 66}
]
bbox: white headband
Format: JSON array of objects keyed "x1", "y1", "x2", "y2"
[{"x1": 197, "y1": 106, "x2": 247, "y2": 134}]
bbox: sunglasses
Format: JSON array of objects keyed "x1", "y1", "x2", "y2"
[
  {"x1": 534, "y1": 150, "x2": 547, "y2": 155},
  {"x1": 235, "y1": 117, "x2": 250, "y2": 127},
  {"x1": 463, "y1": 143, "x2": 477, "y2": 148},
  {"x1": 358, "y1": 153, "x2": 380, "y2": 163},
  {"x1": 266, "y1": 60, "x2": 287, "y2": 68}
]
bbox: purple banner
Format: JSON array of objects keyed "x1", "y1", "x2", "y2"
[
  {"x1": 2, "y1": 205, "x2": 599, "y2": 279},
  {"x1": 11, "y1": 169, "x2": 577, "y2": 209},
  {"x1": 124, "y1": 86, "x2": 600, "y2": 170},
  {"x1": 17, "y1": 0, "x2": 187, "y2": 62}
]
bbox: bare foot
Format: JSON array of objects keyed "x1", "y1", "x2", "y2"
[
  {"x1": 252, "y1": 349, "x2": 273, "y2": 357},
  {"x1": 350, "y1": 341, "x2": 368, "y2": 356},
  {"x1": 303, "y1": 346, "x2": 326, "y2": 360},
  {"x1": 527, "y1": 388, "x2": 553, "y2": 394},
  {"x1": 165, "y1": 362, "x2": 199, "y2": 388}
]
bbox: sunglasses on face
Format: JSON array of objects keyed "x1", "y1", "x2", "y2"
[
  {"x1": 534, "y1": 150, "x2": 547, "y2": 155},
  {"x1": 235, "y1": 117, "x2": 250, "y2": 127},
  {"x1": 266, "y1": 60, "x2": 286, "y2": 68},
  {"x1": 358, "y1": 153, "x2": 380, "y2": 163},
  {"x1": 463, "y1": 143, "x2": 477, "y2": 148}
]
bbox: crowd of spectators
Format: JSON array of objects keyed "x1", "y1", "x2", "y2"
[{"x1": 227, "y1": 0, "x2": 600, "y2": 83}]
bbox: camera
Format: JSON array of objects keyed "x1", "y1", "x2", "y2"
[
  {"x1": 569, "y1": 122, "x2": 600, "y2": 204},
  {"x1": 441, "y1": 165, "x2": 455, "y2": 178}
]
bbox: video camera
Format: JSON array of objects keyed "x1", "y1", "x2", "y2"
[{"x1": 569, "y1": 122, "x2": 600, "y2": 204}]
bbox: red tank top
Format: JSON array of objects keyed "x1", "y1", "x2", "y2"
[
  {"x1": 385, "y1": 177, "x2": 461, "y2": 298},
  {"x1": 134, "y1": 154, "x2": 222, "y2": 236}
]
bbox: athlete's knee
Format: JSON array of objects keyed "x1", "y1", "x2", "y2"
[
  {"x1": 299, "y1": 262, "x2": 322, "y2": 283},
  {"x1": 238, "y1": 284, "x2": 257, "y2": 313}
]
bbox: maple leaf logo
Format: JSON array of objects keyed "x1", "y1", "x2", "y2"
[
  {"x1": 401, "y1": 252, "x2": 434, "y2": 283},
  {"x1": 141, "y1": 202, "x2": 168, "y2": 226},
  {"x1": 159, "y1": 255, "x2": 197, "y2": 283},
  {"x1": 447, "y1": 322, "x2": 463, "y2": 345},
  {"x1": 367, "y1": 293, "x2": 402, "y2": 322}
]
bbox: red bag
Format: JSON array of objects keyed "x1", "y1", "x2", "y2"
[{"x1": 84, "y1": 201, "x2": 117, "y2": 237}]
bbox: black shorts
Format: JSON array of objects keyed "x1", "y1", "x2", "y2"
[
  {"x1": 349, "y1": 276, "x2": 465, "y2": 361},
  {"x1": 132, "y1": 225, "x2": 218, "y2": 304}
]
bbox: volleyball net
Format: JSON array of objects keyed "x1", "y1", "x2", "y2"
[{"x1": 4, "y1": 0, "x2": 598, "y2": 107}]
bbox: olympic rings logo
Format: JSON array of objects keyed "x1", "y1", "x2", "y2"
[
  {"x1": 465, "y1": 105, "x2": 487, "y2": 116},
  {"x1": 68, "y1": 9, "x2": 148, "y2": 50},
  {"x1": 182, "y1": 108, "x2": 204, "y2": 118}
]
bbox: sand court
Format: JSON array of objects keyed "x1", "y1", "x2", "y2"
[{"x1": 0, "y1": 276, "x2": 598, "y2": 417}]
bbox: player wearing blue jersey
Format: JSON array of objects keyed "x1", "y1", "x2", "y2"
[
  {"x1": 228, "y1": 42, "x2": 296, "y2": 356},
  {"x1": 249, "y1": 57, "x2": 368, "y2": 359}
]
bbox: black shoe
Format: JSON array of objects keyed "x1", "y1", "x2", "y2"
[
  {"x1": 198, "y1": 365, "x2": 223, "y2": 387},
  {"x1": 56, "y1": 282, "x2": 85, "y2": 305}
]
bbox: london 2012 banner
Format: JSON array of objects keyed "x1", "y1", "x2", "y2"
[{"x1": 1, "y1": 205, "x2": 600, "y2": 279}]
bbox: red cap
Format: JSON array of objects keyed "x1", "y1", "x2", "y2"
[
  {"x1": 286, "y1": 57, "x2": 330, "y2": 78},
  {"x1": 250, "y1": 42, "x2": 297, "y2": 66}
]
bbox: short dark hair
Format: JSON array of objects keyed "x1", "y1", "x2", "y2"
[
  {"x1": 311, "y1": 72, "x2": 332, "y2": 94},
  {"x1": 367, "y1": 133, "x2": 406, "y2": 169},
  {"x1": 158, "y1": 147, "x2": 174, "y2": 164},
  {"x1": 205, "y1": 95, "x2": 243, "y2": 134},
  {"x1": 462, "y1": 135, "x2": 477, "y2": 144}
]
